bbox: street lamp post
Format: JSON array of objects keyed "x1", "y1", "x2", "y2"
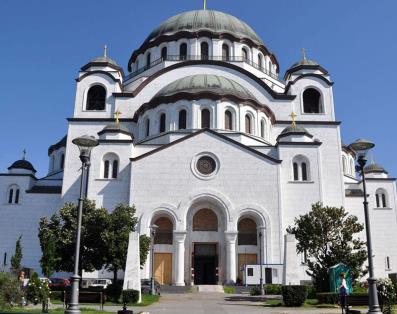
[
  {"x1": 349, "y1": 139, "x2": 382, "y2": 314},
  {"x1": 150, "y1": 224, "x2": 159, "y2": 296},
  {"x1": 258, "y1": 230, "x2": 264, "y2": 295},
  {"x1": 66, "y1": 135, "x2": 99, "y2": 314}
]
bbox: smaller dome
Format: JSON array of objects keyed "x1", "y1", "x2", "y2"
[
  {"x1": 102, "y1": 122, "x2": 130, "y2": 134},
  {"x1": 155, "y1": 74, "x2": 256, "y2": 100},
  {"x1": 90, "y1": 56, "x2": 120, "y2": 67},
  {"x1": 364, "y1": 162, "x2": 388, "y2": 174},
  {"x1": 280, "y1": 124, "x2": 310, "y2": 135},
  {"x1": 290, "y1": 58, "x2": 319, "y2": 68},
  {"x1": 8, "y1": 159, "x2": 36, "y2": 173}
]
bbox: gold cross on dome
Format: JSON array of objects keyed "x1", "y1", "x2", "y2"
[
  {"x1": 22, "y1": 149, "x2": 26, "y2": 160},
  {"x1": 114, "y1": 109, "x2": 122, "y2": 123},
  {"x1": 301, "y1": 48, "x2": 307, "y2": 60},
  {"x1": 289, "y1": 111, "x2": 297, "y2": 127},
  {"x1": 104, "y1": 45, "x2": 108, "y2": 58}
]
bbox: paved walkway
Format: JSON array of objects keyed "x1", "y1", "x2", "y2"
[{"x1": 120, "y1": 293, "x2": 342, "y2": 314}]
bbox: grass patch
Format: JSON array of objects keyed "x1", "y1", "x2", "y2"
[
  {"x1": 223, "y1": 286, "x2": 236, "y2": 294},
  {"x1": 264, "y1": 299, "x2": 282, "y2": 307},
  {"x1": 0, "y1": 308, "x2": 113, "y2": 314},
  {"x1": 130, "y1": 294, "x2": 160, "y2": 306}
]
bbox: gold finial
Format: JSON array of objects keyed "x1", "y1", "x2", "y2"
[
  {"x1": 289, "y1": 111, "x2": 297, "y2": 127},
  {"x1": 301, "y1": 48, "x2": 307, "y2": 60},
  {"x1": 104, "y1": 45, "x2": 107, "y2": 58},
  {"x1": 203, "y1": 0, "x2": 207, "y2": 10},
  {"x1": 22, "y1": 149, "x2": 26, "y2": 160},
  {"x1": 114, "y1": 108, "x2": 122, "y2": 123}
]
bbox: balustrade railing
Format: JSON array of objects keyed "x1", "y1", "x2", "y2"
[{"x1": 125, "y1": 55, "x2": 281, "y2": 82}]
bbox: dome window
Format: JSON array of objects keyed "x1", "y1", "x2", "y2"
[
  {"x1": 303, "y1": 88, "x2": 322, "y2": 114},
  {"x1": 145, "y1": 118, "x2": 150, "y2": 137},
  {"x1": 242, "y1": 48, "x2": 249, "y2": 61},
  {"x1": 260, "y1": 119, "x2": 266, "y2": 138},
  {"x1": 102, "y1": 153, "x2": 119, "y2": 179},
  {"x1": 179, "y1": 43, "x2": 187, "y2": 60},
  {"x1": 258, "y1": 54, "x2": 264, "y2": 70},
  {"x1": 222, "y1": 44, "x2": 230, "y2": 61},
  {"x1": 146, "y1": 52, "x2": 151, "y2": 68},
  {"x1": 159, "y1": 113, "x2": 166, "y2": 133},
  {"x1": 375, "y1": 189, "x2": 388, "y2": 208},
  {"x1": 245, "y1": 114, "x2": 252, "y2": 134},
  {"x1": 86, "y1": 85, "x2": 106, "y2": 110},
  {"x1": 201, "y1": 42, "x2": 209, "y2": 60},
  {"x1": 7, "y1": 185, "x2": 20, "y2": 204},
  {"x1": 60, "y1": 153, "x2": 65, "y2": 170},
  {"x1": 161, "y1": 47, "x2": 167, "y2": 60},
  {"x1": 178, "y1": 110, "x2": 187, "y2": 130},
  {"x1": 225, "y1": 110, "x2": 233, "y2": 130},
  {"x1": 201, "y1": 109, "x2": 210, "y2": 128},
  {"x1": 292, "y1": 155, "x2": 310, "y2": 182}
]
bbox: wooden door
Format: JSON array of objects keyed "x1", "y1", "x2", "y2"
[
  {"x1": 238, "y1": 253, "x2": 257, "y2": 282},
  {"x1": 154, "y1": 253, "x2": 172, "y2": 285}
]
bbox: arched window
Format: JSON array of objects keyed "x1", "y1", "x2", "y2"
[
  {"x1": 102, "y1": 153, "x2": 119, "y2": 179},
  {"x1": 303, "y1": 88, "x2": 322, "y2": 113},
  {"x1": 260, "y1": 119, "x2": 266, "y2": 138},
  {"x1": 159, "y1": 113, "x2": 166, "y2": 133},
  {"x1": 222, "y1": 44, "x2": 230, "y2": 61},
  {"x1": 112, "y1": 160, "x2": 118, "y2": 179},
  {"x1": 258, "y1": 54, "x2": 263, "y2": 70},
  {"x1": 180, "y1": 43, "x2": 187, "y2": 60},
  {"x1": 145, "y1": 118, "x2": 150, "y2": 137},
  {"x1": 245, "y1": 114, "x2": 252, "y2": 134},
  {"x1": 201, "y1": 109, "x2": 210, "y2": 128},
  {"x1": 153, "y1": 217, "x2": 173, "y2": 244},
  {"x1": 268, "y1": 61, "x2": 272, "y2": 73},
  {"x1": 7, "y1": 185, "x2": 20, "y2": 204},
  {"x1": 292, "y1": 155, "x2": 310, "y2": 181},
  {"x1": 161, "y1": 47, "x2": 167, "y2": 60},
  {"x1": 225, "y1": 110, "x2": 233, "y2": 130},
  {"x1": 60, "y1": 154, "x2": 65, "y2": 170},
  {"x1": 193, "y1": 208, "x2": 218, "y2": 231},
  {"x1": 201, "y1": 42, "x2": 209, "y2": 60},
  {"x1": 376, "y1": 189, "x2": 388, "y2": 208},
  {"x1": 178, "y1": 110, "x2": 187, "y2": 130},
  {"x1": 238, "y1": 218, "x2": 257, "y2": 245},
  {"x1": 146, "y1": 53, "x2": 151, "y2": 68},
  {"x1": 350, "y1": 159, "x2": 355, "y2": 175},
  {"x1": 242, "y1": 48, "x2": 249, "y2": 61},
  {"x1": 86, "y1": 85, "x2": 106, "y2": 110}
]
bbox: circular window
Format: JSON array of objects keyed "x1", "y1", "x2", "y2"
[
  {"x1": 191, "y1": 153, "x2": 220, "y2": 180},
  {"x1": 197, "y1": 156, "x2": 216, "y2": 175}
]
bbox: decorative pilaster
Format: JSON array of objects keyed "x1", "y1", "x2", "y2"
[
  {"x1": 173, "y1": 231, "x2": 187, "y2": 286},
  {"x1": 225, "y1": 231, "x2": 238, "y2": 284}
]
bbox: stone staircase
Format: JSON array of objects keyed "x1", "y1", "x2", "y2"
[{"x1": 197, "y1": 285, "x2": 224, "y2": 293}]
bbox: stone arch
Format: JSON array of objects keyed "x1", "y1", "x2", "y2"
[{"x1": 139, "y1": 204, "x2": 180, "y2": 234}]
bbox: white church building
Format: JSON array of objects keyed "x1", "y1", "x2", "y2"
[{"x1": 1, "y1": 8, "x2": 397, "y2": 286}]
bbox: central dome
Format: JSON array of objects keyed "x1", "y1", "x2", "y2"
[
  {"x1": 155, "y1": 74, "x2": 256, "y2": 100},
  {"x1": 144, "y1": 10, "x2": 264, "y2": 45}
]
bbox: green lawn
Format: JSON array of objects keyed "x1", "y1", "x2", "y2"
[{"x1": 0, "y1": 308, "x2": 113, "y2": 314}]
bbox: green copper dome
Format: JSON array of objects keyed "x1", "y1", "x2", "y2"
[
  {"x1": 155, "y1": 74, "x2": 256, "y2": 100},
  {"x1": 144, "y1": 10, "x2": 264, "y2": 45},
  {"x1": 364, "y1": 162, "x2": 388, "y2": 174}
]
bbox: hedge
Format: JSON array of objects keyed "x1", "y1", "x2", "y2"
[
  {"x1": 122, "y1": 290, "x2": 140, "y2": 304},
  {"x1": 281, "y1": 285, "x2": 307, "y2": 307},
  {"x1": 265, "y1": 284, "x2": 282, "y2": 295},
  {"x1": 316, "y1": 292, "x2": 369, "y2": 304}
]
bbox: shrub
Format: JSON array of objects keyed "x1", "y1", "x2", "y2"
[
  {"x1": 316, "y1": 292, "x2": 338, "y2": 304},
  {"x1": 265, "y1": 284, "x2": 282, "y2": 295},
  {"x1": 250, "y1": 286, "x2": 262, "y2": 296},
  {"x1": 223, "y1": 286, "x2": 236, "y2": 294},
  {"x1": 122, "y1": 289, "x2": 140, "y2": 304},
  {"x1": 0, "y1": 272, "x2": 22, "y2": 309},
  {"x1": 306, "y1": 285, "x2": 316, "y2": 299},
  {"x1": 26, "y1": 272, "x2": 50, "y2": 312},
  {"x1": 49, "y1": 290, "x2": 62, "y2": 301},
  {"x1": 281, "y1": 285, "x2": 307, "y2": 307},
  {"x1": 377, "y1": 278, "x2": 396, "y2": 312},
  {"x1": 106, "y1": 282, "x2": 123, "y2": 303}
]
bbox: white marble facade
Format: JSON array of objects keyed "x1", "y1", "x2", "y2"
[{"x1": 1, "y1": 9, "x2": 397, "y2": 286}]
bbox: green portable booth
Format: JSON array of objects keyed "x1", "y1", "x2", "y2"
[{"x1": 329, "y1": 263, "x2": 352, "y2": 293}]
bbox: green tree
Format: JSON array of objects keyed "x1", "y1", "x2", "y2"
[
  {"x1": 10, "y1": 235, "x2": 23, "y2": 274},
  {"x1": 38, "y1": 200, "x2": 109, "y2": 274},
  {"x1": 26, "y1": 272, "x2": 50, "y2": 312},
  {"x1": 103, "y1": 204, "x2": 138, "y2": 282},
  {"x1": 139, "y1": 235, "x2": 151, "y2": 267},
  {"x1": 287, "y1": 202, "x2": 368, "y2": 292},
  {"x1": 38, "y1": 231, "x2": 57, "y2": 278}
]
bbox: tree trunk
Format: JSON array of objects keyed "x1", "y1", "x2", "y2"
[{"x1": 113, "y1": 268, "x2": 118, "y2": 283}]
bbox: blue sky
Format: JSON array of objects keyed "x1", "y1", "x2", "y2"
[{"x1": 0, "y1": 0, "x2": 396, "y2": 177}]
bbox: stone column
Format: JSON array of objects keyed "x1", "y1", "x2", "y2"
[
  {"x1": 225, "y1": 231, "x2": 238, "y2": 284},
  {"x1": 257, "y1": 226, "x2": 267, "y2": 264},
  {"x1": 173, "y1": 232, "x2": 187, "y2": 286}
]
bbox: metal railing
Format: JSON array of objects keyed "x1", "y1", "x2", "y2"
[{"x1": 125, "y1": 55, "x2": 281, "y2": 82}]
